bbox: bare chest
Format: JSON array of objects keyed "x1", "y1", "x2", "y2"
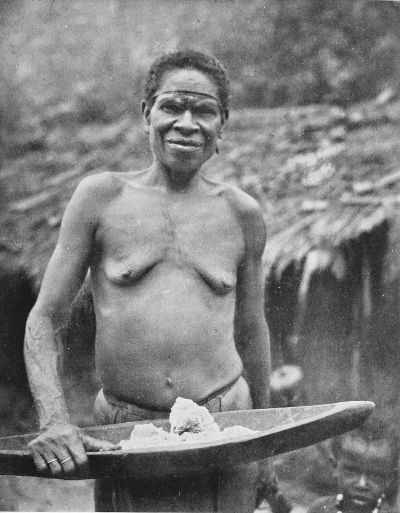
[{"x1": 92, "y1": 191, "x2": 245, "y2": 291}]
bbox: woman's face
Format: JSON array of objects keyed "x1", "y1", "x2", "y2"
[
  {"x1": 143, "y1": 68, "x2": 226, "y2": 177},
  {"x1": 337, "y1": 435, "x2": 394, "y2": 512}
]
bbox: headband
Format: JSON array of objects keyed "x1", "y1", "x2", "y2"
[{"x1": 151, "y1": 89, "x2": 220, "y2": 103}]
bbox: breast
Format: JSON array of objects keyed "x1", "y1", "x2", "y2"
[
  {"x1": 195, "y1": 267, "x2": 237, "y2": 295},
  {"x1": 103, "y1": 258, "x2": 160, "y2": 286}
]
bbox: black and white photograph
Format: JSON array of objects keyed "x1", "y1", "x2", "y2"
[{"x1": 1, "y1": 1, "x2": 400, "y2": 511}]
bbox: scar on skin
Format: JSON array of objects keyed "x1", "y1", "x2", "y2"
[{"x1": 27, "y1": 323, "x2": 45, "y2": 341}]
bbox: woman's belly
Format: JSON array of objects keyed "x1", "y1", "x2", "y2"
[{"x1": 93, "y1": 272, "x2": 243, "y2": 409}]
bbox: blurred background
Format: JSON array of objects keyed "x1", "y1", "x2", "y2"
[{"x1": 1, "y1": 0, "x2": 400, "y2": 510}]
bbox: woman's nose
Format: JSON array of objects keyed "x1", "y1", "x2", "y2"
[
  {"x1": 355, "y1": 474, "x2": 368, "y2": 488},
  {"x1": 175, "y1": 110, "x2": 198, "y2": 133}
]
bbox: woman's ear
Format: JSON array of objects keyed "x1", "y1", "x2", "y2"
[
  {"x1": 215, "y1": 110, "x2": 228, "y2": 154},
  {"x1": 142, "y1": 100, "x2": 151, "y2": 134},
  {"x1": 220, "y1": 108, "x2": 229, "y2": 126}
]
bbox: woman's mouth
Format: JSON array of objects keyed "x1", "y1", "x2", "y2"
[
  {"x1": 350, "y1": 495, "x2": 373, "y2": 507},
  {"x1": 166, "y1": 139, "x2": 202, "y2": 152}
]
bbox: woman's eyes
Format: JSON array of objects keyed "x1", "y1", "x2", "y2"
[
  {"x1": 193, "y1": 107, "x2": 218, "y2": 116},
  {"x1": 161, "y1": 103, "x2": 184, "y2": 114},
  {"x1": 160, "y1": 103, "x2": 217, "y2": 117}
]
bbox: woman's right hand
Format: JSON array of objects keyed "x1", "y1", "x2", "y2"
[{"x1": 28, "y1": 420, "x2": 120, "y2": 478}]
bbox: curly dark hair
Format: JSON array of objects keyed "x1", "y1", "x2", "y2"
[{"x1": 143, "y1": 49, "x2": 231, "y2": 111}]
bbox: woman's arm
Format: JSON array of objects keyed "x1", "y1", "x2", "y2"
[
  {"x1": 231, "y1": 190, "x2": 271, "y2": 409},
  {"x1": 24, "y1": 176, "x2": 118, "y2": 477}
]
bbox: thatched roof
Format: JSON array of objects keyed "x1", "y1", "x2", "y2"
[
  {"x1": 1, "y1": 97, "x2": 400, "y2": 290},
  {"x1": 214, "y1": 101, "x2": 400, "y2": 280},
  {"x1": 0, "y1": 116, "x2": 151, "y2": 290}
]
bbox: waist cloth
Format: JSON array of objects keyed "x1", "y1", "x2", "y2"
[
  {"x1": 93, "y1": 375, "x2": 259, "y2": 512},
  {"x1": 96, "y1": 376, "x2": 245, "y2": 424}
]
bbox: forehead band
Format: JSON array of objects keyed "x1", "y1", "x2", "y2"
[{"x1": 152, "y1": 89, "x2": 220, "y2": 103}]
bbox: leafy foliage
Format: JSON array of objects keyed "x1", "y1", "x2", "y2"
[
  {"x1": 214, "y1": 0, "x2": 400, "y2": 107},
  {"x1": 1, "y1": 0, "x2": 400, "y2": 148}
]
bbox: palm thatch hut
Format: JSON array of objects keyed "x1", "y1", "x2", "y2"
[
  {"x1": 210, "y1": 98, "x2": 400, "y2": 413},
  {"x1": 1, "y1": 96, "x2": 400, "y2": 430}
]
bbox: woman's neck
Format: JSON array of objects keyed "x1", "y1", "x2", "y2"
[{"x1": 148, "y1": 161, "x2": 203, "y2": 193}]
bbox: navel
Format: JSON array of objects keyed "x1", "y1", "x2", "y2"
[{"x1": 166, "y1": 377, "x2": 173, "y2": 388}]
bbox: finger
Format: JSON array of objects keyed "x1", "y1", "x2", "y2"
[
  {"x1": 82, "y1": 434, "x2": 120, "y2": 452},
  {"x1": 39, "y1": 440, "x2": 79, "y2": 477},
  {"x1": 29, "y1": 446, "x2": 51, "y2": 475},
  {"x1": 35, "y1": 443, "x2": 64, "y2": 478},
  {"x1": 28, "y1": 439, "x2": 61, "y2": 476},
  {"x1": 45, "y1": 442, "x2": 80, "y2": 477},
  {"x1": 67, "y1": 438, "x2": 90, "y2": 477},
  {"x1": 58, "y1": 454, "x2": 76, "y2": 476}
]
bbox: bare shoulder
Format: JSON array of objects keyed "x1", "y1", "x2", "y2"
[
  {"x1": 66, "y1": 172, "x2": 123, "y2": 216},
  {"x1": 204, "y1": 176, "x2": 262, "y2": 216},
  {"x1": 217, "y1": 182, "x2": 266, "y2": 254},
  {"x1": 73, "y1": 171, "x2": 123, "y2": 203},
  {"x1": 223, "y1": 183, "x2": 261, "y2": 214}
]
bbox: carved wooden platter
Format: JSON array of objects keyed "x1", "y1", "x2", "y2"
[{"x1": 0, "y1": 401, "x2": 374, "y2": 480}]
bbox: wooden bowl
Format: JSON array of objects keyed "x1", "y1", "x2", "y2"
[{"x1": 0, "y1": 401, "x2": 374, "y2": 480}]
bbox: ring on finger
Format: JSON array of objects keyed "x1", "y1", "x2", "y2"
[
  {"x1": 46, "y1": 458, "x2": 58, "y2": 465},
  {"x1": 60, "y1": 456, "x2": 72, "y2": 465}
]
